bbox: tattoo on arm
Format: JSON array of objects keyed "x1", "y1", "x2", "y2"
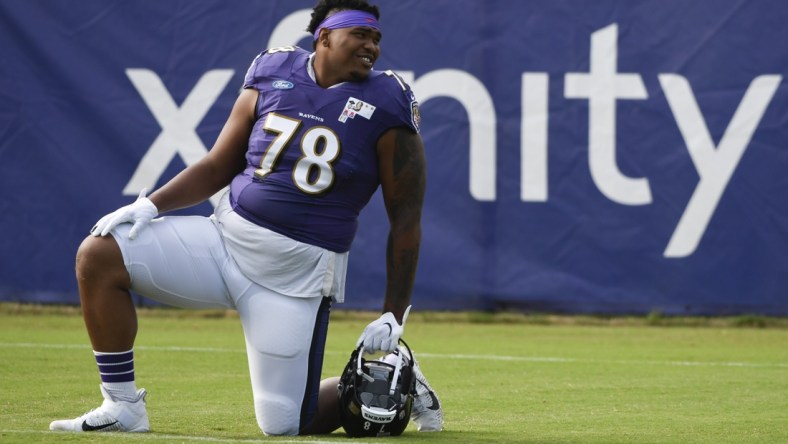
[{"x1": 389, "y1": 128, "x2": 426, "y2": 218}]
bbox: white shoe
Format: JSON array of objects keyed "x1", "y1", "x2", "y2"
[
  {"x1": 49, "y1": 386, "x2": 149, "y2": 432},
  {"x1": 409, "y1": 352, "x2": 444, "y2": 432}
]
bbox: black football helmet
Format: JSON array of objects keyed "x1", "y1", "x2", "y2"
[{"x1": 338, "y1": 339, "x2": 416, "y2": 437}]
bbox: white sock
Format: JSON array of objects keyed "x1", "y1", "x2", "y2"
[{"x1": 102, "y1": 381, "x2": 139, "y2": 402}]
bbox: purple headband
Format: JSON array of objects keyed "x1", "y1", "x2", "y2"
[{"x1": 313, "y1": 10, "x2": 380, "y2": 40}]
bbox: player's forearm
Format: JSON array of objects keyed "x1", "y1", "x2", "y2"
[
  {"x1": 383, "y1": 225, "x2": 421, "y2": 323},
  {"x1": 149, "y1": 160, "x2": 237, "y2": 213}
]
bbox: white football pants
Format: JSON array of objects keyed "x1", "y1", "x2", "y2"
[{"x1": 111, "y1": 214, "x2": 331, "y2": 435}]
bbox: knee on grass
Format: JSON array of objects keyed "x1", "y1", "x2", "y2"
[{"x1": 255, "y1": 395, "x2": 300, "y2": 436}]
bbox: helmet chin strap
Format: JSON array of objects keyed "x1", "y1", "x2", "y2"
[
  {"x1": 389, "y1": 349, "x2": 403, "y2": 395},
  {"x1": 357, "y1": 348, "x2": 375, "y2": 382}
]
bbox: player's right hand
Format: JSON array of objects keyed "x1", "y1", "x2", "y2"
[{"x1": 91, "y1": 189, "x2": 158, "y2": 240}]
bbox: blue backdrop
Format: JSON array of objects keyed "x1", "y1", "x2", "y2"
[{"x1": 1, "y1": 0, "x2": 786, "y2": 315}]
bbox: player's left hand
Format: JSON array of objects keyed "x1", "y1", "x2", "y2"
[
  {"x1": 91, "y1": 188, "x2": 158, "y2": 240},
  {"x1": 357, "y1": 305, "x2": 411, "y2": 353}
]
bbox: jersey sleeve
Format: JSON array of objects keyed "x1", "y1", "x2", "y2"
[
  {"x1": 375, "y1": 71, "x2": 421, "y2": 134},
  {"x1": 242, "y1": 51, "x2": 265, "y2": 89},
  {"x1": 242, "y1": 46, "x2": 306, "y2": 91}
]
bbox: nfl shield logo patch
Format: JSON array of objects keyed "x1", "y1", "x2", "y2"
[{"x1": 410, "y1": 100, "x2": 421, "y2": 133}]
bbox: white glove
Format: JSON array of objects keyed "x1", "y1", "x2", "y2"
[
  {"x1": 91, "y1": 189, "x2": 158, "y2": 240},
  {"x1": 357, "y1": 305, "x2": 411, "y2": 353}
]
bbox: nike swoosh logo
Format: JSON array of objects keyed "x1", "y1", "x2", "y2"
[
  {"x1": 81, "y1": 420, "x2": 119, "y2": 431},
  {"x1": 426, "y1": 390, "x2": 441, "y2": 411}
]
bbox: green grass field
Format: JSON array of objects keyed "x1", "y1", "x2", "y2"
[{"x1": 1, "y1": 304, "x2": 787, "y2": 443}]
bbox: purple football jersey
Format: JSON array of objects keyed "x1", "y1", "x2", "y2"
[{"x1": 229, "y1": 47, "x2": 420, "y2": 252}]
